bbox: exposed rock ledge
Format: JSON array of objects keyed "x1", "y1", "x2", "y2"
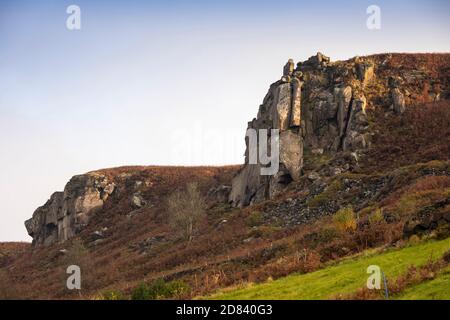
[{"x1": 25, "y1": 173, "x2": 115, "y2": 246}]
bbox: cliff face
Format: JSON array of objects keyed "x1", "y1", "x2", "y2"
[
  {"x1": 229, "y1": 53, "x2": 448, "y2": 207},
  {"x1": 25, "y1": 174, "x2": 115, "y2": 246}
]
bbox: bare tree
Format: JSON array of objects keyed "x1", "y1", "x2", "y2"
[{"x1": 167, "y1": 182, "x2": 206, "y2": 242}]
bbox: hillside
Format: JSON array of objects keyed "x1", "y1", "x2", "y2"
[{"x1": 1, "y1": 52, "x2": 450, "y2": 300}]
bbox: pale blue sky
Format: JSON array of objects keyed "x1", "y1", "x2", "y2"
[{"x1": 1, "y1": 0, "x2": 449, "y2": 241}]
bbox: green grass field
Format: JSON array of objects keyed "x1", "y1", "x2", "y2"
[{"x1": 209, "y1": 238, "x2": 450, "y2": 300}]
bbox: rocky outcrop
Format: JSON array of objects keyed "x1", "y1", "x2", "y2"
[
  {"x1": 229, "y1": 53, "x2": 372, "y2": 207},
  {"x1": 389, "y1": 76, "x2": 406, "y2": 114},
  {"x1": 355, "y1": 57, "x2": 374, "y2": 86},
  {"x1": 25, "y1": 173, "x2": 115, "y2": 246}
]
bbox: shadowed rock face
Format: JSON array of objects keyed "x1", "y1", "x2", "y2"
[
  {"x1": 25, "y1": 173, "x2": 115, "y2": 246},
  {"x1": 229, "y1": 53, "x2": 373, "y2": 207}
]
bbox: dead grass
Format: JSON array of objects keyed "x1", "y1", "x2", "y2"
[{"x1": 362, "y1": 100, "x2": 450, "y2": 173}]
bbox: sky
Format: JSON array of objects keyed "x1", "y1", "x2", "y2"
[{"x1": 0, "y1": 0, "x2": 449, "y2": 242}]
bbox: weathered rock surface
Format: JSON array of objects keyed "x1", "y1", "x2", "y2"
[
  {"x1": 229, "y1": 53, "x2": 373, "y2": 207},
  {"x1": 207, "y1": 185, "x2": 232, "y2": 203},
  {"x1": 229, "y1": 53, "x2": 450, "y2": 208},
  {"x1": 25, "y1": 173, "x2": 115, "y2": 246}
]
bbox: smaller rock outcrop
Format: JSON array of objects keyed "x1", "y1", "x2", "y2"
[
  {"x1": 355, "y1": 57, "x2": 375, "y2": 86},
  {"x1": 25, "y1": 173, "x2": 115, "y2": 246},
  {"x1": 389, "y1": 76, "x2": 406, "y2": 114}
]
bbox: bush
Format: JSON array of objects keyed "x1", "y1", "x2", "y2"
[
  {"x1": 246, "y1": 211, "x2": 263, "y2": 227},
  {"x1": 307, "y1": 180, "x2": 343, "y2": 208},
  {"x1": 131, "y1": 282, "x2": 151, "y2": 300},
  {"x1": 435, "y1": 223, "x2": 450, "y2": 240},
  {"x1": 369, "y1": 208, "x2": 384, "y2": 225},
  {"x1": 396, "y1": 189, "x2": 450, "y2": 218},
  {"x1": 443, "y1": 250, "x2": 450, "y2": 263},
  {"x1": 317, "y1": 227, "x2": 338, "y2": 243},
  {"x1": 101, "y1": 290, "x2": 126, "y2": 300},
  {"x1": 408, "y1": 235, "x2": 421, "y2": 245},
  {"x1": 248, "y1": 226, "x2": 281, "y2": 238},
  {"x1": 333, "y1": 206, "x2": 357, "y2": 232},
  {"x1": 131, "y1": 279, "x2": 190, "y2": 300}
]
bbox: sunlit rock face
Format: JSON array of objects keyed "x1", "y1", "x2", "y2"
[
  {"x1": 230, "y1": 52, "x2": 374, "y2": 207},
  {"x1": 25, "y1": 173, "x2": 115, "y2": 246}
]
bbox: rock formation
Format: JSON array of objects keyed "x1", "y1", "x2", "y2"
[
  {"x1": 229, "y1": 53, "x2": 374, "y2": 207},
  {"x1": 25, "y1": 173, "x2": 115, "y2": 246}
]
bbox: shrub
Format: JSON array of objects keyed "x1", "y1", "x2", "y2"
[
  {"x1": 317, "y1": 227, "x2": 338, "y2": 243},
  {"x1": 246, "y1": 211, "x2": 264, "y2": 227},
  {"x1": 333, "y1": 206, "x2": 357, "y2": 232},
  {"x1": 131, "y1": 279, "x2": 190, "y2": 300},
  {"x1": 131, "y1": 282, "x2": 151, "y2": 300},
  {"x1": 358, "y1": 205, "x2": 376, "y2": 218},
  {"x1": 307, "y1": 180, "x2": 343, "y2": 208},
  {"x1": 167, "y1": 182, "x2": 206, "y2": 242},
  {"x1": 396, "y1": 195, "x2": 417, "y2": 217},
  {"x1": 101, "y1": 290, "x2": 126, "y2": 300},
  {"x1": 248, "y1": 226, "x2": 281, "y2": 238},
  {"x1": 435, "y1": 222, "x2": 450, "y2": 240},
  {"x1": 443, "y1": 250, "x2": 450, "y2": 263},
  {"x1": 395, "y1": 189, "x2": 450, "y2": 218},
  {"x1": 369, "y1": 208, "x2": 384, "y2": 225},
  {"x1": 408, "y1": 234, "x2": 421, "y2": 245}
]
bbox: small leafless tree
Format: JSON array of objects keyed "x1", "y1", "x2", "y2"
[{"x1": 167, "y1": 182, "x2": 206, "y2": 243}]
